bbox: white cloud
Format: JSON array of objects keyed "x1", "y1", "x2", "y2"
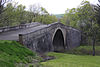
[{"x1": 14, "y1": 0, "x2": 98, "y2": 14}]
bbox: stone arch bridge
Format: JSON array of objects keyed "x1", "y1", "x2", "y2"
[{"x1": 0, "y1": 22, "x2": 81, "y2": 53}]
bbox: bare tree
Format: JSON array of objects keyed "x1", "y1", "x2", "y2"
[
  {"x1": 29, "y1": 4, "x2": 42, "y2": 22},
  {"x1": 0, "y1": 0, "x2": 11, "y2": 14}
]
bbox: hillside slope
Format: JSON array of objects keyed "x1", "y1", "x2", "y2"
[
  {"x1": 0, "y1": 40, "x2": 38, "y2": 67},
  {"x1": 55, "y1": 14, "x2": 64, "y2": 18}
]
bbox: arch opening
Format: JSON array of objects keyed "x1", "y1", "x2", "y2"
[{"x1": 53, "y1": 29, "x2": 65, "y2": 52}]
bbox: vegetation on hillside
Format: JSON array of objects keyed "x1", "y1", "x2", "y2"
[
  {"x1": 0, "y1": 40, "x2": 41, "y2": 67},
  {"x1": 55, "y1": 14, "x2": 64, "y2": 19}
]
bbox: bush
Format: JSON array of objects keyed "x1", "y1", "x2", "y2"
[{"x1": 65, "y1": 46, "x2": 100, "y2": 55}]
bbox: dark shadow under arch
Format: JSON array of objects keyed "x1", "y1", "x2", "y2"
[{"x1": 53, "y1": 29, "x2": 65, "y2": 52}]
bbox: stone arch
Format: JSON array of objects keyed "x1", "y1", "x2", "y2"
[{"x1": 52, "y1": 28, "x2": 65, "y2": 52}]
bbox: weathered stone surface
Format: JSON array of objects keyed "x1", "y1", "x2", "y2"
[
  {"x1": 0, "y1": 22, "x2": 42, "y2": 33},
  {"x1": 66, "y1": 28, "x2": 81, "y2": 49},
  {"x1": 0, "y1": 23, "x2": 45, "y2": 40},
  {"x1": 19, "y1": 22, "x2": 81, "y2": 53}
]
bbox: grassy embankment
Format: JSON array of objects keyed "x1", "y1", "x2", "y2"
[
  {"x1": 0, "y1": 40, "x2": 41, "y2": 67},
  {"x1": 1, "y1": 40, "x2": 100, "y2": 67},
  {"x1": 41, "y1": 46, "x2": 100, "y2": 67}
]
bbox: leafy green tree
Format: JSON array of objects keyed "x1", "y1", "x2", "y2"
[
  {"x1": 29, "y1": 4, "x2": 57, "y2": 24},
  {"x1": 77, "y1": 1, "x2": 99, "y2": 56},
  {"x1": 0, "y1": 3, "x2": 14, "y2": 26},
  {"x1": 15, "y1": 4, "x2": 26, "y2": 24},
  {"x1": 61, "y1": 1, "x2": 99, "y2": 56},
  {"x1": 0, "y1": 2, "x2": 57, "y2": 27},
  {"x1": 95, "y1": 0, "x2": 100, "y2": 26},
  {"x1": 0, "y1": 0, "x2": 12, "y2": 27}
]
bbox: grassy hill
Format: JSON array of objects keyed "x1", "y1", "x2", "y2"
[
  {"x1": 0, "y1": 40, "x2": 40, "y2": 67},
  {"x1": 55, "y1": 14, "x2": 64, "y2": 18}
]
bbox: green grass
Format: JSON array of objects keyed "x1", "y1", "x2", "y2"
[
  {"x1": 75, "y1": 46, "x2": 100, "y2": 51},
  {"x1": 0, "y1": 40, "x2": 36, "y2": 67},
  {"x1": 66, "y1": 46, "x2": 100, "y2": 55},
  {"x1": 1, "y1": 41, "x2": 100, "y2": 67},
  {"x1": 41, "y1": 52, "x2": 100, "y2": 67}
]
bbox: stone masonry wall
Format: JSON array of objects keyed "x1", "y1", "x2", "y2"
[{"x1": 19, "y1": 22, "x2": 81, "y2": 53}]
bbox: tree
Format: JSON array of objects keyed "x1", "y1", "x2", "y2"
[
  {"x1": 95, "y1": 0, "x2": 100, "y2": 26},
  {"x1": 0, "y1": 0, "x2": 12, "y2": 14},
  {"x1": 61, "y1": 1, "x2": 99, "y2": 56},
  {"x1": 0, "y1": 2, "x2": 57, "y2": 27},
  {"x1": 0, "y1": 0, "x2": 12, "y2": 26},
  {"x1": 29, "y1": 4, "x2": 57, "y2": 24},
  {"x1": 77, "y1": 1, "x2": 98, "y2": 56},
  {"x1": 29, "y1": 4, "x2": 42, "y2": 22},
  {"x1": 0, "y1": 2, "x2": 27, "y2": 27},
  {"x1": 16, "y1": 4, "x2": 26, "y2": 24}
]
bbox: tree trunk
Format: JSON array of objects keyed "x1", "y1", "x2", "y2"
[{"x1": 92, "y1": 35, "x2": 96, "y2": 56}]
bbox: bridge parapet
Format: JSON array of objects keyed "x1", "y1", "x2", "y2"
[{"x1": 0, "y1": 22, "x2": 41, "y2": 33}]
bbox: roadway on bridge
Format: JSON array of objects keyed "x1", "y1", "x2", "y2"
[{"x1": 0, "y1": 25, "x2": 47, "y2": 41}]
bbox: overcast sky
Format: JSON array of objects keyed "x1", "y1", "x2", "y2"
[{"x1": 14, "y1": 0, "x2": 98, "y2": 14}]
